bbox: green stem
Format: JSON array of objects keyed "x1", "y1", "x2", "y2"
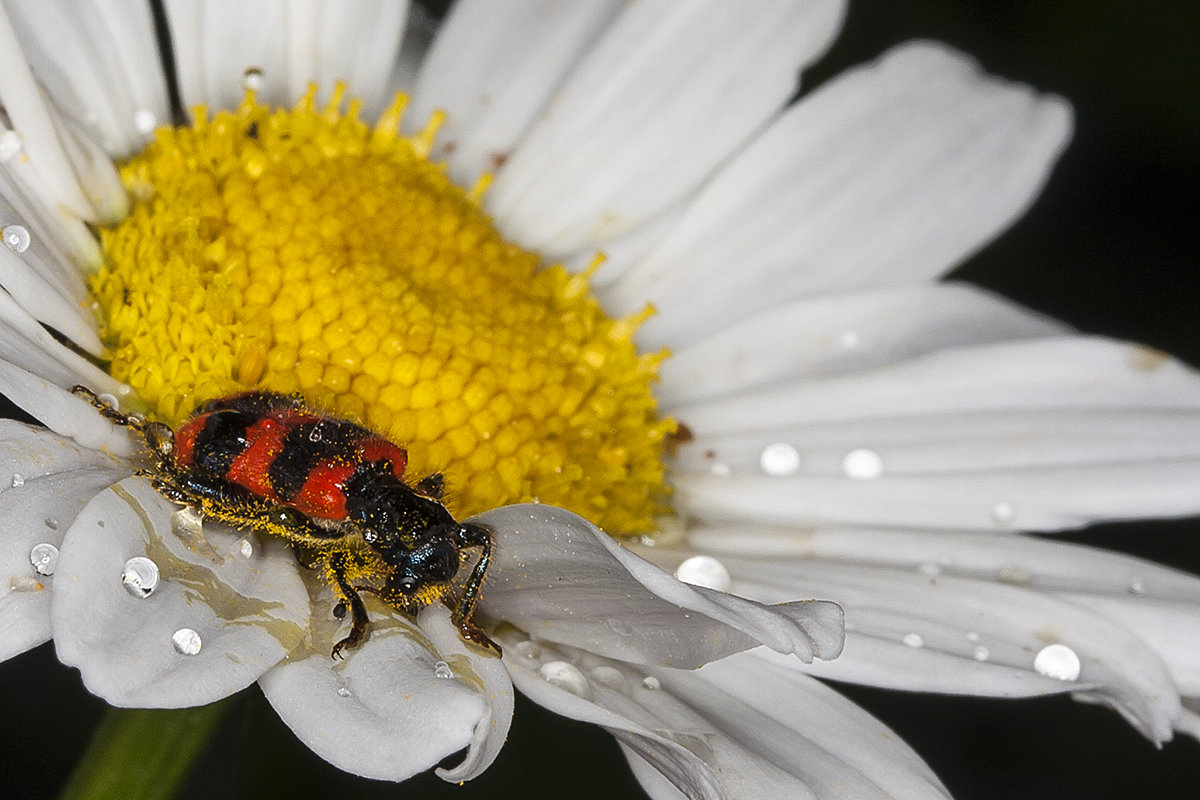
[{"x1": 59, "y1": 699, "x2": 233, "y2": 800}]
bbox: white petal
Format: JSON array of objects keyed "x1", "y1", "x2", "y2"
[
  {"x1": 259, "y1": 598, "x2": 495, "y2": 782},
  {"x1": 505, "y1": 632, "x2": 947, "y2": 800},
  {"x1": 657, "y1": 283, "x2": 1066, "y2": 406},
  {"x1": 5, "y1": 0, "x2": 170, "y2": 157},
  {"x1": 0, "y1": 422, "x2": 128, "y2": 661},
  {"x1": 0, "y1": 359, "x2": 134, "y2": 456},
  {"x1": 52, "y1": 478, "x2": 309, "y2": 707},
  {"x1": 640, "y1": 541, "x2": 1185, "y2": 744},
  {"x1": 411, "y1": 0, "x2": 625, "y2": 186},
  {"x1": 490, "y1": 0, "x2": 847, "y2": 257},
  {"x1": 475, "y1": 504, "x2": 843, "y2": 666},
  {"x1": 0, "y1": 156, "x2": 104, "y2": 272},
  {"x1": 0, "y1": 243, "x2": 106, "y2": 357},
  {"x1": 608, "y1": 42, "x2": 1072, "y2": 347},
  {"x1": 670, "y1": 337, "x2": 1200, "y2": 530},
  {"x1": 418, "y1": 605, "x2": 514, "y2": 783}
]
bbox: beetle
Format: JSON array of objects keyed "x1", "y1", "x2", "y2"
[{"x1": 70, "y1": 385, "x2": 498, "y2": 659}]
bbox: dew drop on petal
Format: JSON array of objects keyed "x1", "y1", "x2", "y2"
[
  {"x1": 133, "y1": 108, "x2": 157, "y2": 134},
  {"x1": 990, "y1": 500, "x2": 1016, "y2": 524},
  {"x1": 43, "y1": 517, "x2": 58, "y2": 531},
  {"x1": 336, "y1": 687, "x2": 352, "y2": 698},
  {"x1": 2, "y1": 224, "x2": 30, "y2": 254},
  {"x1": 759, "y1": 442, "x2": 800, "y2": 476},
  {"x1": 10, "y1": 473, "x2": 25, "y2": 488},
  {"x1": 902, "y1": 633, "x2": 924, "y2": 649},
  {"x1": 237, "y1": 538, "x2": 254, "y2": 558},
  {"x1": 29, "y1": 543, "x2": 59, "y2": 576},
  {"x1": 1033, "y1": 643, "x2": 1081, "y2": 681},
  {"x1": 641, "y1": 676, "x2": 661, "y2": 691},
  {"x1": 540, "y1": 661, "x2": 589, "y2": 697},
  {"x1": 973, "y1": 645, "x2": 990, "y2": 662},
  {"x1": 241, "y1": 67, "x2": 265, "y2": 91},
  {"x1": 121, "y1": 556, "x2": 160, "y2": 598},
  {"x1": 171, "y1": 628, "x2": 202, "y2": 656},
  {"x1": 674, "y1": 555, "x2": 732, "y2": 592},
  {"x1": 433, "y1": 660, "x2": 454, "y2": 680},
  {"x1": 512, "y1": 640, "x2": 542, "y2": 660},
  {"x1": 841, "y1": 448, "x2": 884, "y2": 480},
  {"x1": 0, "y1": 131, "x2": 22, "y2": 161},
  {"x1": 1128, "y1": 577, "x2": 1146, "y2": 595}
]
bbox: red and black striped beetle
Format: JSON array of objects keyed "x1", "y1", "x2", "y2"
[{"x1": 72, "y1": 386, "x2": 497, "y2": 658}]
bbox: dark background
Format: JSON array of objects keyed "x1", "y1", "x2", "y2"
[{"x1": 3, "y1": 1, "x2": 1199, "y2": 798}]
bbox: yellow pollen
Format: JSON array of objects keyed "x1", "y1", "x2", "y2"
[{"x1": 93, "y1": 86, "x2": 674, "y2": 534}]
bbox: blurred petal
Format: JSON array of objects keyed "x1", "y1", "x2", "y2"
[
  {"x1": 657, "y1": 283, "x2": 1066, "y2": 406},
  {"x1": 475, "y1": 504, "x2": 843, "y2": 667},
  {"x1": 0, "y1": 359, "x2": 133, "y2": 456},
  {"x1": 0, "y1": 421, "x2": 127, "y2": 660},
  {"x1": 52, "y1": 478, "x2": 309, "y2": 707},
  {"x1": 671, "y1": 337, "x2": 1200, "y2": 531},
  {"x1": 609, "y1": 41, "x2": 1072, "y2": 346},
  {"x1": 490, "y1": 0, "x2": 846, "y2": 257},
  {"x1": 259, "y1": 598, "x2": 500, "y2": 782},
  {"x1": 411, "y1": 0, "x2": 625, "y2": 186}
]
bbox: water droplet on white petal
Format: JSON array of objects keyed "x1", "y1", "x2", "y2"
[
  {"x1": 973, "y1": 645, "x2": 990, "y2": 662},
  {"x1": 2, "y1": 224, "x2": 30, "y2": 254},
  {"x1": 902, "y1": 633, "x2": 924, "y2": 649},
  {"x1": 336, "y1": 686, "x2": 352, "y2": 698},
  {"x1": 29, "y1": 543, "x2": 58, "y2": 576},
  {"x1": 237, "y1": 538, "x2": 254, "y2": 558},
  {"x1": 512, "y1": 640, "x2": 541, "y2": 660},
  {"x1": 540, "y1": 661, "x2": 589, "y2": 696},
  {"x1": 133, "y1": 108, "x2": 157, "y2": 134},
  {"x1": 759, "y1": 442, "x2": 800, "y2": 476},
  {"x1": 0, "y1": 131, "x2": 22, "y2": 161},
  {"x1": 841, "y1": 448, "x2": 884, "y2": 480},
  {"x1": 121, "y1": 556, "x2": 160, "y2": 597},
  {"x1": 1034, "y1": 643, "x2": 1081, "y2": 681},
  {"x1": 10, "y1": 473, "x2": 25, "y2": 488},
  {"x1": 241, "y1": 66, "x2": 265, "y2": 91},
  {"x1": 1127, "y1": 577, "x2": 1146, "y2": 595},
  {"x1": 43, "y1": 517, "x2": 58, "y2": 531},
  {"x1": 990, "y1": 501, "x2": 1016, "y2": 524},
  {"x1": 433, "y1": 660, "x2": 454, "y2": 679},
  {"x1": 172, "y1": 628, "x2": 202, "y2": 655},
  {"x1": 674, "y1": 555, "x2": 732, "y2": 592},
  {"x1": 641, "y1": 676, "x2": 661, "y2": 691}
]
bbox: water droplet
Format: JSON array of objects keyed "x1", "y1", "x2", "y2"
[
  {"x1": 1127, "y1": 577, "x2": 1146, "y2": 595},
  {"x1": 241, "y1": 66, "x2": 265, "y2": 91},
  {"x1": 172, "y1": 627, "x2": 202, "y2": 655},
  {"x1": 336, "y1": 686, "x2": 352, "y2": 698},
  {"x1": 43, "y1": 517, "x2": 58, "y2": 531},
  {"x1": 10, "y1": 473, "x2": 25, "y2": 488},
  {"x1": 641, "y1": 676, "x2": 661, "y2": 691},
  {"x1": 709, "y1": 462, "x2": 732, "y2": 477},
  {"x1": 237, "y1": 538, "x2": 254, "y2": 558},
  {"x1": 308, "y1": 426, "x2": 323, "y2": 442},
  {"x1": 990, "y1": 500, "x2": 1016, "y2": 524},
  {"x1": 540, "y1": 660, "x2": 589, "y2": 696},
  {"x1": 973, "y1": 644, "x2": 991, "y2": 662},
  {"x1": 1033, "y1": 643, "x2": 1081, "y2": 681},
  {"x1": 0, "y1": 131, "x2": 22, "y2": 160},
  {"x1": 841, "y1": 448, "x2": 884, "y2": 480},
  {"x1": 121, "y1": 556, "x2": 160, "y2": 597},
  {"x1": 917, "y1": 561, "x2": 942, "y2": 577},
  {"x1": 674, "y1": 555, "x2": 732, "y2": 592},
  {"x1": 433, "y1": 660, "x2": 454, "y2": 679},
  {"x1": 29, "y1": 543, "x2": 58, "y2": 576},
  {"x1": 902, "y1": 632, "x2": 924, "y2": 649},
  {"x1": 588, "y1": 666, "x2": 626, "y2": 689},
  {"x1": 2, "y1": 224, "x2": 30, "y2": 254},
  {"x1": 512, "y1": 640, "x2": 542, "y2": 660},
  {"x1": 759, "y1": 442, "x2": 800, "y2": 476},
  {"x1": 133, "y1": 108, "x2": 157, "y2": 134}
]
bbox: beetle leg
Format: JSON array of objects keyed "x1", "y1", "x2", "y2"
[
  {"x1": 448, "y1": 523, "x2": 500, "y2": 655},
  {"x1": 329, "y1": 550, "x2": 370, "y2": 660}
]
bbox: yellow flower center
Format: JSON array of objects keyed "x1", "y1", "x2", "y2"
[{"x1": 91, "y1": 86, "x2": 673, "y2": 535}]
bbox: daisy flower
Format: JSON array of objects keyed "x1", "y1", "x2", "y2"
[{"x1": 0, "y1": 2, "x2": 1198, "y2": 799}]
